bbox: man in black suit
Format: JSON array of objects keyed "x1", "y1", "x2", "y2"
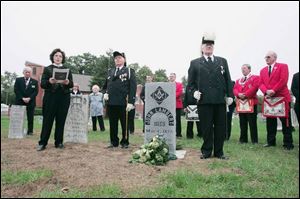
[
  {"x1": 103, "y1": 51, "x2": 137, "y2": 148},
  {"x1": 187, "y1": 33, "x2": 233, "y2": 160},
  {"x1": 226, "y1": 81, "x2": 236, "y2": 140},
  {"x1": 291, "y1": 72, "x2": 299, "y2": 123},
  {"x1": 14, "y1": 66, "x2": 39, "y2": 135}
]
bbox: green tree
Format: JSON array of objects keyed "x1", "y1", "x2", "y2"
[
  {"x1": 135, "y1": 65, "x2": 153, "y2": 85},
  {"x1": 91, "y1": 50, "x2": 115, "y2": 89},
  {"x1": 181, "y1": 75, "x2": 187, "y2": 88},
  {"x1": 1, "y1": 71, "x2": 18, "y2": 105},
  {"x1": 64, "y1": 52, "x2": 98, "y2": 75},
  {"x1": 154, "y1": 69, "x2": 168, "y2": 82}
]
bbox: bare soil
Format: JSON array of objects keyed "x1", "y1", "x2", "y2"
[{"x1": 1, "y1": 132, "x2": 227, "y2": 198}]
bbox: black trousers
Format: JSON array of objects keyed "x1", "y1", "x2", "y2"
[
  {"x1": 239, "y1": 105, "x2": 258, "y2": 143},
  {"x1": 266, "y1": 104, "x2": 293, "y2": 147},
  {"x1": 186, "y1": 121, "x2": 202, "y2": 138},
  {"x1": 26, "y1": 105, "x2": 35, "y2": 134},
  {"x1": 127, "y1": 109, "x2": 135, "y2": 133},
  {"x1": 92, "y1": 115, "x2": 105, "y2": 131},
  {"x1": 16, "y1": 102, "x2": 35, "y2": 134},
  {"x1": 107, "y1": 105, "x2": 128, "y2": 146},
  {"x1": 39, "y1": 92, "x2": 70, "y2": 147},
  {"x1": 176, "y1": 108, "x2": 182, "y2": 137},
  {"x1": 198, "y1": 104, "x2": 226, "y2": 157},
  {"x1": 294, "y1": 103, "x2": 299, "y2": 123},
  {"x1": 226, "y1": 110, "x2": 234, "y2": 140}
]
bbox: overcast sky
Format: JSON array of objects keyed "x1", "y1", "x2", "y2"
[{"x1": 1, "y1": 1, "x2": 299, "y2": 87}]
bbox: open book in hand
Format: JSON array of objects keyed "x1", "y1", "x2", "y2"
[{"x1": 52, "y1": 68, "x2": 69, "y2": 83}]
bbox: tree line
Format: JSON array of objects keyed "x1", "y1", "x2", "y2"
[{"x1": 2, "y1": 49, "x2": 184, "y2": 105}]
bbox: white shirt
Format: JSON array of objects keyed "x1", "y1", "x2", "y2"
[
  {"x1": 268, "y1": 62, "x2": 276, "y2": 72},
  {"x1": 115, "y1": 65, "x2": 124, "y2": 76},
  {"x1": 53, "y1": 63, "x2": 63, "y2": 67},
  {"x1": 203, "y1": 55, "x2": 215, "y2": 62}
]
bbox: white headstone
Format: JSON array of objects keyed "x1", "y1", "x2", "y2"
[
  {"x1": 8, "y1": 105, "x2": 26, "y2": 138},
  {"x1": 144, "y1": 82, "x2": 176, "y2": 156},
  {"x1": 64, "y1": 95, "x2": 89, "y2": 143}
]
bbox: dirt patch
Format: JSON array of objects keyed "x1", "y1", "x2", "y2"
[{"x1": 1, "y1": 133, "x2": 221, "y2": 198}]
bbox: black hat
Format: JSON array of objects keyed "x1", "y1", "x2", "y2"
[
  {"x1": 202, "y1": 32, "x2": 216, "y2": 45},
  {"x1": 113, "y1": 51, "x2": 126, "y2": 58}
]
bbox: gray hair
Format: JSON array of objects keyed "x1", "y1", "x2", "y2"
[
  {"x1": 23, "y1": 66, "x2": 32, "y2": 73},
  {"x1": 267, "y1": 50, "x2": 277, "y2": 59},
  {"x1": 242, "y1": 64, "x2": 251, "y2": 70}
]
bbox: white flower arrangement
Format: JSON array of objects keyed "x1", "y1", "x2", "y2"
[{"x1": 129, "y1": 135, "x2": 169, "y2": 165}]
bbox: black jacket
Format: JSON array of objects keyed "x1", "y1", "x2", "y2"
[
  {"x1": 103, "y1": 66, "x2": 137, "y2": 106},
  {"x1": 41, "y1": 65, "x2": 73, "y2": 95},
  {"x1": 14, "y1": 77, "x2": 38, "y2": 106},
  {"x1": 291, "y1": 72, "x2": 299, "y2": 104},
  {"x1": 187, "y1": 56, "x2": 233, "y2": 104}
]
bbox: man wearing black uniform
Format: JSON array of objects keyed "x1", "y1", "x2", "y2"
[
  {"x1": 14, "y1": 66, "x2": 39, "y2": 135},
  {"x1": 187, "y1": 33, "x2": 233, "y2": 160},
  {"x1": 291, "y1": 72, "x2": 299, "y2": 123},
  {"x1": 103, "y1": 51, "x2": 137, "y2": 148}
]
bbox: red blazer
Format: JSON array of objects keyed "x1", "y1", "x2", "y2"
[
  {"x1": 175, "y1": 82, "x2": 183, "y2": 109},
  {"x1": 233, "y1": 74, "x2": 259, "y2": 105},
  {"x1": 259, "y1": 62, "x2": 291, "y2": 102}
]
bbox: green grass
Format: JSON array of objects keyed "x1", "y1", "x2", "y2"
[
  {"x1": 1, "y1": 115, "x2": 299, "y2": 197},
  {"x1": 1, "y1": 169, "x2": 53, "y2": 185},
  {"x1": 38, "y1": 184, "x2": 123, "y2": 198}
]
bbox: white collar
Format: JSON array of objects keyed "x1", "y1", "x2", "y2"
[
  {"x1": 203, "y1": 55, "x2": 214, "y2": 62},
  {"x1": 53, "y1": 63, "x2": 63, "y2": 67},
  {"x1": 116, "y1": 66, "x2": 124, "y2": 70}
]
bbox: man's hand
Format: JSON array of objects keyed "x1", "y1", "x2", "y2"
[
  {"x1": 226, "y1": 97, "x2": 233, "y2": 105},
  {"x1": 103, "y1": 93, "x2": 109, "y2": 101},
  {"x1": 22, "y1": 97, "x2": 31, "y2": 104},
  {"x1": 126, "y1": 103, "x2": 134, "y2": 112},
  {"x1": 193, "y1": 91, "x2": 202, "y2": 100},
  {"x1": 238, "y1": 93, "x2": 246, "y2": 99},
  {"x1": 266, "y1": 90, "x2": 275, "y2": 97}
]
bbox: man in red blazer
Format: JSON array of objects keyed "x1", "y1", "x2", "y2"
[
  {"x1": 259, "y1": 51, "x2": 294, "y2": 150},
  {"x1": 169, "y1": 73, "x2": 183, "y2": 137},
  {"x1": 233, "y1": 64, "x2": 259, "y2": 144}
]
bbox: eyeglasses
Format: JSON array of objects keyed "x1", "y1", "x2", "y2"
[{"x1": 265, "y1": 56, "x2": 271, "y2": 59}]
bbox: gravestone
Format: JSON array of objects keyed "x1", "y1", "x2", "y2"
[
  {"x1": 64, "y1": 95, "x2": 89, "y2": 143},
  {"x1": 8, "y1": 105, "x2": 26, "y2": 138},
  {"x1": 144, "y1": 82, "x2": 176, "y2": 156}
]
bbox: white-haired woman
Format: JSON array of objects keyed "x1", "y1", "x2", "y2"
[{"x1": 89, "y1": 85, "x2": 105, "y2": 131}]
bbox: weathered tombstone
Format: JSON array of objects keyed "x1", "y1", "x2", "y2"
[
  {"x1": 8, "y1": 105, "x2": 26, "y2": 138},
  {"x1": 64, "y1": 95, "x2": 89, "y2": 143},
  {"x1": 144, "y1": 82, "x2": 176, "y2": 156}
]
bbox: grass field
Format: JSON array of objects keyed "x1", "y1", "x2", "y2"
[{"x1": 1, "y1": 115, "x2": 299, "y2": 198}]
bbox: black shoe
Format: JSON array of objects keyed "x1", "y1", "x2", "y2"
[
  {"x1": 37, "y1": 145, "x2": 46, "y2": 151},
  {"x1": 129, "y1": 131, "x2": 134, "y2": 134},
  {"x1": 200, "y1": 154, "x2": 210, "y2": 159},
  {"x1": 263, "y1": 143, "x2": 276, "y2": 147},
  {"x1": 283, "y1": 146, "x2": 294, "y2": 150},
  {"x1": 55, "y1": 143, "x2": 64, "y2": 149},
  {"x1": 27, "y1": 132, "x2": 33, "y2": 136},
  {"x1": 106, "y1": 144, "x2": 118, "y2": 148},
  {"x1": 101, "y1": 129, "x2": 105, "y2": 132},
  {"x1": 216, "y1": 155, "x2": 229, "y2": 160}
]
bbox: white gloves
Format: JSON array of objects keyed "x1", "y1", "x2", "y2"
[
  {"x1": 126, "y1": 103, "x2": 134, "y2": 112},
  {"x1": 226, "y1": 97, "x2": 233, "y2": 105},
  {"x1": 193, "y1": 91, "x2": 202, "y2": 100},
  {"x1": 103, "y1": 93, "x2": 109, "y2": 101}
]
